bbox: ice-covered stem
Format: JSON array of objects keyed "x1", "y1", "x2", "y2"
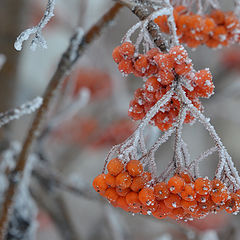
[
  {"x1": 235, "y1": 0, "x2": 240, "y2": 16},
  {"x1": 173, "y1": 104, "x2": 187, "y2": 170},
  {"x1": 0, "y1": 97, "x2": 43, "y2": 128},
  {"x1": 187, "y1": 146, "x2": 217, "y2": 172},
  {"x1": 115, "y1": 0, "x2": 169, "y2": 52},
  {"x1": 0, "y1": 3, "x2": 123, "y2": 239},
  {"x1": 14, "y1": 0, "x2": 56, "y2": 51},
  {"x1": 179, "y1": 87, "x2": 240, "y2": 186}
]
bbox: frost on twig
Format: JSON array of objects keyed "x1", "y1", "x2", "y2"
[
  {"x1": 0, "y1": 97, "x2": 43, "y2": 128},
  {"x1": 14, "y1": 0, "x2": 56, "y2": 51}
]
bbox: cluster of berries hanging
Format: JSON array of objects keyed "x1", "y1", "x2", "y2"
[
  {"x1": 154, "y1": 7, "x2": 240, "y2": 48},
  {"x1": 113, "y1": 42, "x2": 214, "y2": 131},
  {"x1": 93, "y1": 0, "x2": 240, "y2": 223},
  {"x1": 93, "y1": 158, "x2": 240, "y2": 220}
]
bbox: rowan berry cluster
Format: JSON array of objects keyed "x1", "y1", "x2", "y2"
[
  {"x1": 93, "y1": 158, "x2": 240, "y2": 221},
  {"x1": 113, "y1": 42, "x2": 214, "y2": 131},
  {"x1": 154, "y1": 6, "x2": 240, "y2": 48}
]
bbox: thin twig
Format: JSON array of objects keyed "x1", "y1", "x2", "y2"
[
  {"x1": 0, "y1": 3, "x2": 123, "y2": 238},
  {"x1": 115, "y1": 0, "x2": 168, "y2": 51}
]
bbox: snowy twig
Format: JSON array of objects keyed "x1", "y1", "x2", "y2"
[
  {"x1": 0, "y1": 97, "x2": 43, "y2": 128},
  {"x1": 0, "y1": 3, "x2": 123, "y2": 239},
  {"x1": 14, "y1": 0, "x2": 56, "y2": 51}
]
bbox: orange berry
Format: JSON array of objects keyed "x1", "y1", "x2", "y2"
[
  {"x1": 211, "y1": 179, "x2": 226, "y2": 195},
  {"x1": 112, "y1": 46, "x2": 123, "y2": 63},
  {"x1": 211, "y1": 185, "x2": 229, "y2": 205},
  {"x1": 198, "y1": 198, "x2": 215, "y2": 213},
  {"x1": 128, "y1": 100, "x2": 145, "y2": 121},
  {"x1": 104, "y1": 188, "x2": 119, "y2": 202},
  {"x1": 179, "y1": 171, "x2": 192, "y2": 183},
  {"x1": 131, "y1": 176, "x2": 146, "y2": 192},
  {"x1": 194, "y1": 69, "x2": 214, "y2": 98},
  {"x1": 195, "y1": 177, "x2": 212, "y2": 195},
  {"x1": 116, "y1": 172, "x2": 132, "y2": 189},
  {"x1": 235, "y1": 189, "x2": 240, "y2": 197},
  {"x1": 210, "y1": 10, "x2": 225, "y2": 25},
  {"x1": 116, "y1": 197, "x2": 129, "y2": 211},
  {"x1": 139, "y1": 187, "x2": 156, "y2": 206},
  {"x1": 134, "y1": 54, "x2": 149, "y2": 73},
  {"x1": 156, "y1": 53, "x2": 174, "y2": 71},
  {"x1": 225, "y1": 12, "x2": 239, "y2": 31},
  {"x1": 116, "y1": 187, "x2": 130, "y2": 197},
  {"x1": 181, "y1": 199, "x2": 198, "y2": 212},
  {"x1": 169, "y1": 45, "x2": 188, "y2": 64},
  {"x1": 126, "y1": 191, "x2": 142, "y2": 209},
  {"x1": 203, "y1": 17, "x2": 215, "y2": 34},
  {"x1": 152, "y1": 201, "x2": 172, "y2": 219},
  {"x1": 118, "y1": 59, "x2": 134, "y2": 74},
  {"x1": 92, "y1": 174, "x2": 108, "y2": 193},
  {"x1": 119, "y1": 42, "x2": 135, "y2": 59},
  {"x1": 195, "y1": 194, "x2": 210, "y2": 203},
  {"x1": 107, "y1": 158, "x2": 124, "y2": 176},
  {"x1": 168, "y1": 175, "x2": 185, "y2": 194},
  {"x1": 181, "y1": 184, "x2": 196, "y2": 201},
  {"x1": 126, "y1": 160, "x2": 143, "y2": 177},
  {"x1": 145, "y1": 76, "x2": 161, "y2": 92},
  {"x1": 146, "y1": 48, "x2": 160, "y2": 59},
  {"x1": 177, "y1": 15, "x2": 191, "y2": 33},
  {"x1": 154, "y1": 182, "x2": 170, "y2": 200},
  {"x1": 169, "y1": 207, "x2": 185, "y2": 220},
  {"x1": 212, "y1": 26, "x2": 227, "y2": 42},
  {"x1": 157, "y1": 70, "x2": 175, "y2": 85},
  {"x1": 142, "y1": 172, "x2": 152, "y2": 182},
  {"x1": 174, "y1": 62, "x2": 192, "y2": 75},
  {"x1": 206, "y1": 38, "x2": 219, "y2": 48},
  {"x1": 164, "y1": 193, "x2": 181, "y2": 209},
  {"x1": 188, "y1": 15, "x2": 204, "y2": 31},
  {"x1": 224, "y1": 193, "x2": 240, "y2": 213},
  {"x1": 154, "y1": 15, "x2": 169, "y2": 33},
  {"x1": 105, "y1": 173, "x2": 116, "y2": 188}
]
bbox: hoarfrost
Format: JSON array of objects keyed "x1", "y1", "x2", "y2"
[
  {"x1": 14, "y1": 0, "x2": 56, "y2": 51},
  {"x1": 0, "y1": 97, "x2": 43, "y2": 128}
]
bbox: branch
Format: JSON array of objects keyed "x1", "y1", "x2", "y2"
[
  {"x1": 14, "y1": 0, "x2": 56, "y2": 51},
  {"x1": 0, "y1": 97, "x2": 42, "y2": 128},
  {"x1": 0, "y1": 3, "x2": 123, "y2": 239}
]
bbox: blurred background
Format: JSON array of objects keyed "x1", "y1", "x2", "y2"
[{"x1": 1, "y1": 0, "x2": 240, "y2": 239}]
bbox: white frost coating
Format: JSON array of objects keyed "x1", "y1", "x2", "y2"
[
  {"x1": 0, "y1": 97, "x2": 43, "y2": 128},
  {"x1": 0, "y1": 54, "x2": 6, "y2": 71},
  {"x1": 69, "y1": 28, "x2": 84, "y2": 62},
  {"x1": 14, "y1": 0, "x2": 56, "y2": 51}
]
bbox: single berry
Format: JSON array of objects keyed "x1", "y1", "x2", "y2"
[
  {"x1": 126, "y1": 160, "x2": 143, "y2": 177},
  {"x1": 168, "y1": 175, "x2": 185, "y2": 194},
  {"x1": 116, "y1": 172, "x2": 132, "y2": 189},
  {"x1": 107, "y1": 158, "x2": 124, "y2": 176}
]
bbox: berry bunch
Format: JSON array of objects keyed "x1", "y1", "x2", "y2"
[
  {"x1": 93, "y1": 158, "x2": 240, "y2": 221},
  {"x1": 154, "y1": 6, "x2": 240, "y2": 48},
  {"x1": 113, "y1": 43, "x2": 214, "y2": 131}
]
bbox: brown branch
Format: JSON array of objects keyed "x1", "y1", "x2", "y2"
[{"x1": 0, "y1": 3, "x2": 123, "y2": 239}]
